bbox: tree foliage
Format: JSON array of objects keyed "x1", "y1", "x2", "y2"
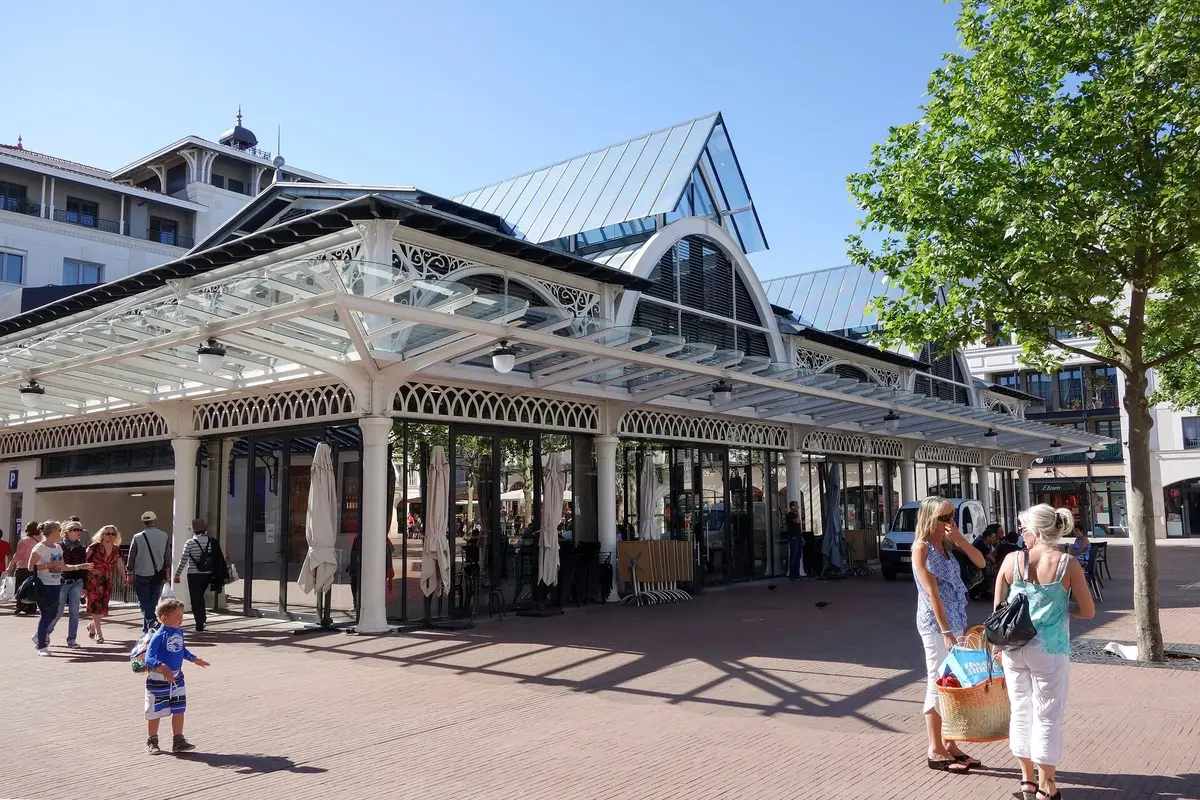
[{"x1": 846, "y1": 0, "x2": 1200, "y2": 660}]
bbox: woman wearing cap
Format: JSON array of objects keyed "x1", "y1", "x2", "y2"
[
  {"x1": 173, "y1": 519, "x2": 217, "y2": 632},
  {"x1": 84, "y1": 525, "x2": 127, "y2": 644},
  {"x1": 47, "y1": 520, "x2": 93, "y2": 647}
]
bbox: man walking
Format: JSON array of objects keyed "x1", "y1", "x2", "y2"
[{"x1": 126, "y1": 511, "x2": 171, "y2": 633}]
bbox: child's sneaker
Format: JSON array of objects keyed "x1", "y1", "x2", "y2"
[
  {"x1": 172, "y1": 734, "x2": 195, "y2": 753},
  {"x1": 146, "y1": 736, "x2": 161, "y2": 755}
]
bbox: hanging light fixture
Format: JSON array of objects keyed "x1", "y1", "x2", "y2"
[
  {"x1": 984, "y1": 427, "x2": 999, "y2": 443},
  {"x1": 1048, "y1": 439, "x2": 1062, "y2": 454},
  {"x1": 1085, "y1": 449, "x2": 1097, "y2": 461},
  {"x1": 196, "y1": 338, "x2": 227, "y2": 374},
  {"x1": 19, "y1": 379, "x2": 46, "y2": 410},
  {"x1": 883, "y1": 410, "x2": 900, "y2": 432},
  {"x1": 711, "y1": 380, "x2": 732, "y2": 405},
  {"x1": 491, "y1": 341, "x2": 516, "y2": 374}
]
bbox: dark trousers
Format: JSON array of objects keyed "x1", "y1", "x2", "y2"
[
  {"x1": 787, "y1": 535, "x2": 804, "y2": 578},
  {"x1": 134, "y1": 575, "x2": 164, "y2": 633},
  {"x1": 35, "y1": 582, "x2": 60, "y2": 649},
  {"x1": 13, "y1": 568, "x2": 36, "y2": 614},
  {"x1": 187, "y1": 573, "x2": 210, "y2": 631}
]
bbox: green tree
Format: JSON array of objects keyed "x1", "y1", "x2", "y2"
[{"x1": 847, "y1": 0, "x2": 1200, "y2": 660}]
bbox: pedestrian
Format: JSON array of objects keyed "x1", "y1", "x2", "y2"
[
  {"x1": 28, "y1": 521, "x2": 65, "y2": 656},
  {"x1": 785, "y1": 500, "x2": 806, "y2": 579},
  {"x1": 85, "y1": 525, "x2": 127, "y2": 644},
  {"x1": 7, "y1": 522, "x2": 43, "y2": 615},
  {"x1": 47, "y1": 520, "x2": 93, "y2": 648},
  {"x1": 126, "y1": 511, "x2": 171, "y2": 633},
  {"x1": 994, "y1": 505, "x2": 1095, "y2": 800},
  {"x1": 142, "y1": 597, "x2": 210, "y2": 755},
  {"x1": 911, "y1": 496, "x2": 986, "y2": 774},
  {"x1": 172, "y1": 519, "x2": 219, "y2": 633}
]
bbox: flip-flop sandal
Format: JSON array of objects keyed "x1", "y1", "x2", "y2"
[
  {"x1": 927, "y1": 758, "x2": 971, "y2": 774},
  {"x1": 954, "y1": 752, "x2": 983, "y2": 768},
  {"x1": 1036, "y1": 791, "x2": 1062, "y2": 799},
  {"x1": 87, "y1": 623, "x2": 96, "y2": 640}
]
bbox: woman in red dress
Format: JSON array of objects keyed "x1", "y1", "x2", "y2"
[{"x1": 84, "y1": 525, "x2": 127, "y2": 643}]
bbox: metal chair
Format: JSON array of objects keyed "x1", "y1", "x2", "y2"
[
  {"x1": 1084, "y1": 548, "x2": 1104, "y2": 602},
  {"x1": 1092, "y1": 541, "x2": 1111, "y2": 580}
]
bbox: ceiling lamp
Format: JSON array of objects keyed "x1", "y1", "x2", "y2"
[
  {"x1": 196, "y1": 338, "x2": 227, "y2": 374},
  {"x1": 883, "y1": 410, "x2": 900, "y2": 433},
  {"x1": 1086, "y1": 449, "x2": 1097, "y2": 461},
  {"x1": 491, "y1": 341, "x2": 516, "y2": 374},
  {"x1": 984, "y1": 428, "x2": 999, "y2": 442},
  {"x1": 19, "y1": 379, "x2": 45, "y2": 410},
  {"x1": 711, "y1": 380, "x2": 732, "y2": 405},
  {"x1": 1048, "y1": 439, "x2": 1062, "y2": 454}
]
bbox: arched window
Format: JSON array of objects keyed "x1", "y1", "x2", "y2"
[
  {"x1": 632, "y1": 234, "x2": 770, "y2": 356},
  {"x1": 831, "y1": 364, "x2": 873, "y2": 383},
  {"x1": 914, "y1": 344, "x2": 971, "y2": 405}
]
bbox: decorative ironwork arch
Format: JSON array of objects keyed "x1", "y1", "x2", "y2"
[
  {"x1": 394, "y1": 383, "x2": 599, "y2": 433},
  {"x1": 193, "y1": 384, "x2": 356, "y2": 434},
  {"x1": 989, "y1": 452, "x2": 1024, "y2": 469},
  {"x1": 0, "y1": 411, "x2": 168, "y2": 459},
  {"x1": 619, "y1": 409, "x2": 790, "y2": 449},
  {"x1": 915, "y1": 444, "x2": 984, "y2": 466},
  {"x1": 801, "y1": 430, "x2": 904, "y2": 459}
]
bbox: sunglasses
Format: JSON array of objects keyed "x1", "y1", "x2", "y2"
[
  {"x1": 937, "y1": 513, "x2": 954, "y2": 522},
  {"x1": 103, "y1": 532, "x2": 117, "y2": 538}
]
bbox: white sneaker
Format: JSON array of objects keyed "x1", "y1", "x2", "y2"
[{"x1": 36, "y1": 648, "x2": 50, "y2": 656}]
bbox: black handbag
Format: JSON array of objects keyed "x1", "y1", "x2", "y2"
[{"x1": 985, "y1": 553, "x2": 1037, "y2": 650}]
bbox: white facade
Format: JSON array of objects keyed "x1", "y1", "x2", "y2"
[
  {"x1": 964, "y1": 337, "x2": 1200, "y2": 538},
  {"x1": 0, "y1": 117, "x2": 330, "y2": 320}
]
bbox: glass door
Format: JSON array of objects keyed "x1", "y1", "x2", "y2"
[
  {"x1": 728, "y1": 448, "x2": 752, "y2": 581},
  {"x1": 697, "y1": 449, "x2": 727, "y2": 585},
  {"x1": 248, "y1": 439, "x2": 284, "y2": 616}
]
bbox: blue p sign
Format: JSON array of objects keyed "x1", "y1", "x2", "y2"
[{"x1": 7, "y1": 469, "x2": 17, "y2": 490}]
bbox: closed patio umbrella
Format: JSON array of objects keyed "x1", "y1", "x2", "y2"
[
  {"x1": 638, "y1": 451, "x2": 659, "y2": 541},
  {"x1": 421, "y1": 446, "x2": 451, "y2": 597},
  {"x1": 821, "y1": 464, "x2": 845, "y2": 574},
  {"x1": 298, "y1": 442, "x2": 338, "y2": 595},
  {"x1": 539, "y1": 452, "x2": 565, "y2": 586}
]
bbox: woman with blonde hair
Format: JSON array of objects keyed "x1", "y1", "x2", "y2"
[
  {"x1": 912, "y1": 496, "x2": 986, "y2": 774},
  {"x1": 994, "y1": 505, "x2": 1095, "y2": 800},
  {"x1": 27, "y1": 521, "x2": 64, "y2": 655},
  {"x1": 84, "y1": 525, "x2": 126, "y2": 644}
]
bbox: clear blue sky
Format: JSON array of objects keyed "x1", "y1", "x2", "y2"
[{"x1": 2, "y1": 1, "x2": 960, "y2": 280}]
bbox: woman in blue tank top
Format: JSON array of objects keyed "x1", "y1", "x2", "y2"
[{"x1": 994, "y1": 504, "x2": 1095, "y2": 800}]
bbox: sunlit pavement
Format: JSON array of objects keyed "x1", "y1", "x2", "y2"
[{"x1": 2, "y1": 541, "x2": 1199, "y2": 800}]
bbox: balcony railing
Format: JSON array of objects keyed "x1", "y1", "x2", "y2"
[
  {"x1": 1041, "y1": 442, "x2": 1123, "y2": 464},
  {"x1": 1090, "y1": 385, "x2": 1118, "y2": 409},
  {"x1": 53, "y1": 209, "x2": 121, "y2": 235},
  {"x1": 1, "y1": 198, "x2": 41, "y2": 216},
  {"x1": 147, "y1": 230, "x2": 194, "y2": 248}
]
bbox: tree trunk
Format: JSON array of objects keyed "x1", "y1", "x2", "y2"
[{"x1": 1124, "y1": 368, "x2": 1165, "y2": 662}]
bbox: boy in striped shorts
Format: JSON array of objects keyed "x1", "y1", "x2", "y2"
[{"x1": 144, "y1": 598, "x2": 210, "y2": 755}]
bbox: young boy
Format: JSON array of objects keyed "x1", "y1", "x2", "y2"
[{"x1": 143, "y1": 597, "x2": 210, "y2": 755}]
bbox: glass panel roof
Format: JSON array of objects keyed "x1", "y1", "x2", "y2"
[{"x1": 763, "y1": 265, "x2": 895, "y2": 337}]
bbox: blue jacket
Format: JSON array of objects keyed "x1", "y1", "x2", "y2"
[{"x1": 144, "y1": 625, "x2": 197, "y2": 677}]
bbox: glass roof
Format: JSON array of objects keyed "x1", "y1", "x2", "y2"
[
  {"x1": 452, "y1": 113, "x2": 768, "y2": 256},
  {"x1": 763, "y1": 265, "x2": 903, "y2": 340}
]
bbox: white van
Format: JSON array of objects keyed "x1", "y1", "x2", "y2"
[{"x1": 880, "y1": 498, "x2": 987, "y2": 581}]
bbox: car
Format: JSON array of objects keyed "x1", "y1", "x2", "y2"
[{"x1": 880, "y1": 498, "x2": 987, "y2": 581}]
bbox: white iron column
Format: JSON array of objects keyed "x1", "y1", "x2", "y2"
[
  {"x1": 1018, "y1": 468, "x2": 1031, "y2": 509},
  {"x1": 899, "y1": 459, "x2": 916, "y2": 504},
  {"x1": 358, "y1": 417, "x2": 392, "y2": 633},
  {"x1": 595, "y1": 434, "x2": 620, "y2": 601},
  {"x1": 784, "y1": 450, "x2": 805, "y2": 507},
  {"x1": 171, "y1": 437, "x2": 201, "y2": 610},
  {"x1": 976, "y1": 465, "x2": 993, "y2": 523}
]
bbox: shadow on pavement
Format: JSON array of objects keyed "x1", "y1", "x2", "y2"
[{"x1": 175, "y1": 751, "x2": 328, "y2": 775}]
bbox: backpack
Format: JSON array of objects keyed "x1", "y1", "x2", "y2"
[
  {"x1": 194, "y1": 538, "x2": 214, "y2": 572},
  {"x1": 130, "y1": 622, "x2": 160, "y2": 673}
]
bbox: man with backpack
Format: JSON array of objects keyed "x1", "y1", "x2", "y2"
[
  {"x1": 172, "y1": 519, "x2": 225, "y2": 633},
  {"x1": 126, "y1": 512, "x2": 172, "y2": 633}
]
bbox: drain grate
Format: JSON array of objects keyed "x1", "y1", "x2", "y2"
[{"x1": 1071, "y1": 638, "x2": 1200, "y2": 671}]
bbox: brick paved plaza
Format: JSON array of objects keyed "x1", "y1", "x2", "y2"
[{"x1": 3, "y1": 541, "x2": 1199, "y2": 800}]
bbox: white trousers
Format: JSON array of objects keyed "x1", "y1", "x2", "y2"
[
  {"x1": 918, "y1": 629, "x2": 962, "y2": 714},
  {"x1": 1002, "y1": 644, "x2": 1071, "y2": 767}
]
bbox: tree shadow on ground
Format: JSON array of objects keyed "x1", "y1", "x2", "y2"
[{"x1": 174, "y1": 751, "x2": 327, "y2": 775}]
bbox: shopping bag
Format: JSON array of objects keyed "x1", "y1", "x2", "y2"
[
  {"x1": 0, "y1": 574, "x2": 14, "y2": 601},
  {"x1": 942, "y1": 645, "x2": 998, "y2": 688},
  {"x1": 159, "y1": 583, "x2": 176, "y2": 601},
  {"x1": 130, "y1": 623, "x2": 160, "y2": 674}
]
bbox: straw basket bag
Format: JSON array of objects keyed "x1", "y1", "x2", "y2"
[{"x1": 938, "y1": 627, "x2": 1011, "y2": 743}]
